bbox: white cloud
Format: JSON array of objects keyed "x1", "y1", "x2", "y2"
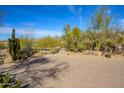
[
  {"x1": 120, "y1": 19, "x2": 124, "y2": 24},
  {"x1": 119, "y1": 19, "x2": 124, "y2": 29},
  {"x1": 34, "y1": 29, "x2": 63, "y2": 38},
  {"x1": 68, "y1": 6, "x2": 83, "y2": 17},
  {"x1": 68, "y1": 6, "x2": 77, "y2": 15},
  {"x1": 0, "y1": 27, "x2": 12, "y2": 34},
  {"x1": 22, "y1": 22, "x2": 36, "y2": 26},
  {"x1": 0, "y1": 26, "x2": 63, "y2": 39}
]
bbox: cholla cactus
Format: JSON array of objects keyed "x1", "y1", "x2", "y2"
[{"x1": 8, "y1": 29, "x2": 21, "y2": 61}]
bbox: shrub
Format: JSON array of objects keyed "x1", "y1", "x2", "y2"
[
  {"x1": 83, "y1": 39, "x2": 93, "y2": 50},
  {"x1": 68, "y1": 43, "x2": 77, "y2": 52},
  {"x1": 35, "y1": 36, "x2": 63, "y2": 49},
  {"x1": 19, "y1": 32, "x2": 35, "y2": 60},
  {"x1": 0, "y1": 73, "x2": 21, "y2": 88},
  {"x1": 19, "y1": 48, "x2": 35, "y2": 60},
  {"x1": 116, "y1": 35, "x2": 124, "y2": 44},
  {"x1": 99, "y1": 39, "x2": 115, "y2": 52},
  {"x1": 76, "y1": 41, "x2": 84, "y2": 51},
  {"x1": 0, "y1": 41, "x2": 4, "y2": 49},
  {"x1": 92, "y1": 40, "x2": 97, "y2": 50},
  {"x1": 0, "y1": 58, "x2": 4, "y2": 65},
  {"x1": 51, "y1": 46, "x2": 61, "y2": 54},
  {"x1": 65, "y1": 27, "x2": 83, "y2": 52}
]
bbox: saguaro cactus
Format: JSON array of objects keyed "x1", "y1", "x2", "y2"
[{"x1": 8, "y1": 29, "x2": 21, "y2": 61}]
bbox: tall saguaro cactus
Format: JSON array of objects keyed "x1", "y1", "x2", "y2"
[{"x1": 8, "y1": 29, "x2": 21, "y2": 61}]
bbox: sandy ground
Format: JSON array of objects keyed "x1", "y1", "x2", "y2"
[{"x1": 0, "y1": 49, "x2": 124, "y2": 88}]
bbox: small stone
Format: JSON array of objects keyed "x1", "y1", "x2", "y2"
[{"x1": 105, "y1": 53, "x2": 111, "y2": 58}]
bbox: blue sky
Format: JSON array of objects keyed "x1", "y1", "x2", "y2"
[{"x1": 0, "y1": 5, "x2": 124, "y2": 40}]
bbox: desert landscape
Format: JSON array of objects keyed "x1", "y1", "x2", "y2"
[
  {"x1": 0, "y1": 48, "x2": 124, "y2": 87},
  {"x1": 0, "y1": 5, "x2": 124, "y2": 88}
]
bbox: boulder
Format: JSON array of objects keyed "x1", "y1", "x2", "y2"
[{"x1": 105, "y1": 52, "x2": 111, "y2": 58}]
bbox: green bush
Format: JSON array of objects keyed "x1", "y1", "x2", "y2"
[
  {"x1": 99, "y1": 39, "x2": 116, "y2": 52},
  {"x1": 35, "y1": 36, "x2": 63, "y2": 49},
  {"x1": 116, "y1": 35, "x2": 124, "y2": 44},
  {"x1": 0, "y1": 58, "x2": 4, "y2": 65},
  {"x1": 19, "y1": 32, "x2": 35, "y2": 60},
  {"x1": 0, "y1": 73, "x2": 21, "y2": 88},
  {"x1": 65, "y1": 27, "x2": 83, "y2": 52},
  {"x1": 20, "y1": 41, "x2": 33, "y2": 59},
  {"x1": 51, "y1": 46, "x2": 61, "y2": 54},
  {"x1": 0, "y1": 41, "x2": 4, "y2": 49},
  {"x1": 83, "y1": 39, "x2": 93, "y2": 50}
]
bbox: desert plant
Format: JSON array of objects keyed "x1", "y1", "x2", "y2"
[
  {"x1": 0, "y1": 41, "x2": 4, "y2": 49},
  {"x1": 64, "y1": 24, "x2": 70, "y2": 36},
  {"x1": 116, "y1": 35, "x2": 124, "y2": 44},
  {"x1": 19, "y1": 30, "x2": 37, "y2": 60},
  {"x1": 91, "y1": 7, "x2": 112, "y2": 34},
  {"x1": 19, "y1": 38, "x2": 33, "y2": 60},
  {"x1": 35, "y1": 36, "x2": 63, "y2": 49},
  {"x1": 8, "y1": 29, "x2": 21, "y2": 61},
  {"x1": 99, "y1": 39, "x2": 116, "y2": 53},
  {"x1": 51, "y1": 46, "x2": 61, "y2": 54},
  {"x1": 0, "y1": 58, "x2": 4, "y2": 65},
  {"x1": 0, "y1": 73, "x2": 21, "y2": 88},
  {"x1": 65, "y1": 27, "x2": 83, "y2": 52}
]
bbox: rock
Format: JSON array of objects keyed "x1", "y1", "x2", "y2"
[
  {"x1": 105, "y1": 53, "x2": 111, "y2": 58},
  {"x1": 67, "y1": 53, "x2": 70, "y2": 55}
]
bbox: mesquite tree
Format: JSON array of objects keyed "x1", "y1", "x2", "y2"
[{"x1": 8, "y1": 29, "x2": 21, "y2": 61}]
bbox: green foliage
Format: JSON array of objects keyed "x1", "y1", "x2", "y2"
[
  {"x1": 91, "y1": 7, "x2": 112, "y2": 35},
  {"x1": 0, "y1": 41, "x2": 4, "y2": 49},
  {"x1": 99, "y1": 39, "x2": 116, "y2": 52},
  {"x1": 51, "y1": 46, "x2": 61, "y2": 54},
  {"x1": 63, "y1": 7, "x2": 123, "y2": 53},
  {"x1": 0, "y1": 58, "x2": 4, "y2": 65},
  {"x1": 0, "y1": 73, "x2": 21, "y2": 88},
  {"x1": 19, "y1": 35, "x2": 34, "y2": 60},
  {"x1": 65, "y1": 27, "x2": 84, "y2": 52},
  {"x1": 104, "y1": 40, "x2": 115, "y2": 48},
  {"x1": 83, "y1": 39, "x2": 93, "y2": 50},
  {"x1": 8, "y1": 29, "x2": 21, "y2": 61},
  {"x1": 116, "y1": 35, "x2": 124, "y2": 44},
  {"x1": 20, "y1": 36, "x2": 33, "y2": 49},
  {"x1": 35, "y1": 36, "x2": 63, "y2": 49},
  {"x1": 64, "y1": 23, "x2": 124, "y2": 53}
]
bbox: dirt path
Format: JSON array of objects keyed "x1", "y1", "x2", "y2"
[
  {"x1": 0, "y1": 50, "x2": 124, "y2": 87},
  {"x1": 43, "y1": 51, "x2": 124, "y2": 88}
]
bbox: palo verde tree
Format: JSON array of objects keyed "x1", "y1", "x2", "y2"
[
  {"x1": 8, "y1": 29, "x2": 21, "y2": 61},
  {"x1": 65, "y1": 26, "x2": 83, "y2": 52},
  {"x1": 89, "y1": 6, "x2": 113, "y2": 49},
  {"x1": 91, "y1": 7, "x2": 112, "y2": 34}
]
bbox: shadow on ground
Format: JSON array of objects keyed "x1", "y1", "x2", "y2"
[{"x1": 0, "y1": 57, "x2": 68, "y2": 88}]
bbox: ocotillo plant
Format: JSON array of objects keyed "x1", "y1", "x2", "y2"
[{"x1": 8, "y1": 29, "x2": 21, "y2": 61}]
